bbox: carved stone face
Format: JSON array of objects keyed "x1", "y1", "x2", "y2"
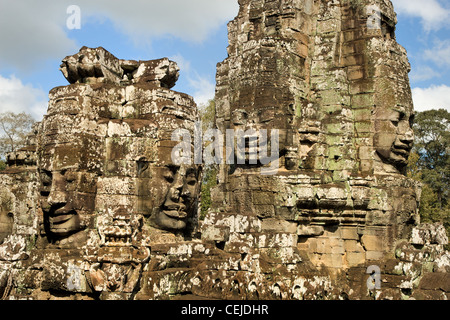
[
  {"x1": 373, "y1": 107, "x2": 414, "y2": 169},
  {"x1": 0, "y1": 190, "x2": 13, "y2": 243},
  {"x1": 140, "y1": 164, "x2": 200, "y2": 231},
  {"x1": 39, "y1": 167, "x2": 97, "y2": 238},
  {"x1": 0, "y1": 211, "x2": 13, "y2": 244},
  {"x1": 38, "y1": 132, "x2": 100, "y2": 239}
]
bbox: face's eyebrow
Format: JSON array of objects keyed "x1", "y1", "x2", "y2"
[
  {"x1": 390, "y1": 107, "x2": 405, "y2": 114},
  {"x1": 375, "y1": 108, "x2": 401, "y2": 120},
  {"x1": 392, "y1": 103, "x2": 413, "y2": 114},
  {"x1": 186, "y1": 168, "x2": 197, "y2": 178},
  {"x1": 166, "y1": 164, "x2": 180, "y2": 173}
]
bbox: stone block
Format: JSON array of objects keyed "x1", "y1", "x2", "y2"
[
  {"x1": 201, "y1": 225, "x2": 230, "y2": 242},
  {"x1": 341, "y1": 227, "x2": 359, "y2": 240},
  {"x1": 344, "y1": 239, "x2": 364, "y2": 252},
  {"x1": 352, "y1": 93, "x2": 375, "y2": 108},
  {"x1": 321, "y1": 253, "x2": 344, "y2": 268},
  {"x1": 419, "y1": 273, "x2": 450, "y2": 292},
  {"x1": 252, "y1": 191, "x2": 275, "y2": 205},
  {"x1": 366, "y1": 251, "x2": 385, "y2": 261},
  {"x1": 262, "y1": 218, "x2": 297, "y2": 233},
  {"x1": 297, "y1": 225, "x2": 324, "y2": 237},
  {"x1": 233, "y1": 214, "x2": 261, "y2": 233},
  {"x1": 325, "y1": 238, "x2": 345, "y2": 254},
  {"x1": 347, "y1": 66, "x2": 365, "y2": 80},
  {"x1": 256, "y1": 232, "x2": 298, "y2": 248},
  {"x1": 346, "y1": 251, "x2": 366, "y2": 266},
  {"x1": 361, "y1": 234, "x2": 385, "y2": 251},
  {"x1": 254, "y1": 205, "x2": 276, "y2": 218}
]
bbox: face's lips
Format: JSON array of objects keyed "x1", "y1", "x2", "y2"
[
  {"x1": 163, "y1": 210, "x2": 188, "y2": 219},
  {"x1": 48, "y1": 212, "x2": 81, "y2": 236},
  {"x1": 392, "y1": 144, "x2": 412, "y2": 157},
  {"x1": 164, "y1": 203, "x2": 186, "y2": 211},
  {"x1": 52, "y1": 207, "x2": 72, "y2": 215},
  {"x1": 50, "y1": 214, "x2": 74, "y2": 225},
  {"x1": 161, "y1": 202, "x2": 188, "y2": 219},
  {"x1": 163, "y1": 203, "x2": 187, "y2": 217},
  {"x1": 47, "y1": 206, "x2": 77, "y2": 225}
]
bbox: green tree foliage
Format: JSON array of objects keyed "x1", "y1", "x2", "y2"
[
  {"x1": 408, "y1": 109, "x2": 450, "y2": 233},
  {"x1": 200, "y1": 167, "x2": 218, "y2": 220},
  {"x1": 0, "y1": 111, "x2": 35, "y2": 160},
  {"x1": 0, "y1": 160, "x2": 5, "y2": 171},
  {"x1": 198, "y1": 99, "x2": 216, "y2": 132},
  {"x1": 198, "y1": 99, "x2": 218, "y2": 220}
]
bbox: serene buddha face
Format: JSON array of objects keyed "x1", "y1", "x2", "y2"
[
  {"x1": 38, "y1": 127, "x2": 101, "y2": 239},
  {"x1": 373, "y1": 106, "x2": 415, "y2": 169},
  {"x1": 155, "y1": 164, "x2": 199, "y2": 230},
  {"x1": 138, "y1": 162, "x2": 200, "y2": 231},
  {"x1": 39, "y1": 163, "x2": 97, "y2": 238}
]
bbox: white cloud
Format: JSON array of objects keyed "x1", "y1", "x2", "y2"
[
  {"x1": 188, "y1": 73, "x2": 216, "y2": 106},
  {"x1": 392, "y1": 0, "x2": 450, "y2": 31},
  {"x1": 79, "y1": 0, "x2": 239, "y2": 44},
  {"x1": 0, "y1": 0, "x2": 238, "y2": 71},
  {"x1": 169, "y1": 54, "x2": 192, "y2": 74},
  {"x1": 169, "y1": 53, "x2": 215, "y2": 106},
  {"x1": 409, "y1": 65, "x2": 441, "y2": 82},
  {"x1": 412, "y1": 85, "x2": 450, "y2": 112},
  {"x1": 0, "y1": 1, "x2": 78, "y2": 72},
  {"x1": 0, "y1": 75, "x2": 48, "y2": 120},
  {"x1": 424, "y1": 40, "x2": 450, "y2": 67}
]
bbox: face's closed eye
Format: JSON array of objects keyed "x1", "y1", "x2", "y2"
[
  {"x1": 163, "y1": 169, "x2": 175, "y2": 183},
  {"x1": 185, "y1": 169, "x2": 198, "y2": 188},
  {"x1": 40, "y1": 170, "x2": 52, "y2": 186},
  {"x1": 39, "y1": 170, "x2": 52, "y2": 197}
]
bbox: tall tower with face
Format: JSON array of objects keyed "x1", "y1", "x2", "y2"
[
  {"x1": 29, "y1": 47, "x2": 202, "y2": 298},
  {"x1": 206, "y1": 0, "x2": 421, "y2": 272},
  {"x1": 38, "y1": 47, "x2": 202, "y2": 245},
  {"x1": 38, "y1": 85, "x2": 104, "y2": 240},
  {"x1": 341, "y1": 0, "x2": 420, "y2": 242},
  {"x1": 102, "y1": 83, "x2": 201, "y2": 238},
  {"x1": 365, "y1": 3, "x2": 415, "y2": 174}
]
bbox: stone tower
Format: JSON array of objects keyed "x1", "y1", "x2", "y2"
[{"x1": 204, "y1": 0, "x2": 421, "y2": 272}]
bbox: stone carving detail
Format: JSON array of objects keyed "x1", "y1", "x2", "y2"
[
  {"x1": 0, "y1": 1, "x2": 448, "y2": 300},
  {"x1": 60, "y1": 46, "x2": 180, "y2": 88}
]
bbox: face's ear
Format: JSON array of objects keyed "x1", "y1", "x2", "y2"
[{"x1": 0, "y1": 209, "x2": 14, "y2": 244}]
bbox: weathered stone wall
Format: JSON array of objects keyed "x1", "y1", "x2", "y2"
[{"x1": 0, "y1": 0, "x2": 448, "y2": 301}]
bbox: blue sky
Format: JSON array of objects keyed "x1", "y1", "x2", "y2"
[
  {"x1": 394, "y1": 0, "x2": 450, "y2": 112},
  {"x1": 0, "y1": 0, "x2": 449, "y2": 121}
]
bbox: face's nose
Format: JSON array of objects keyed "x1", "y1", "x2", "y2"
[
  {"x1": 181, "y1": 185, "x2": 191, "y2": 198},
  {"x1": 47, "y1": 172, "x2": 67, "y2": 206},
  {"x1": 168, "y1": 173, "x2": 184, "y2": 202},
  {"x1": 405, "y1": 127, "x2": 414, "y2": 142},
  {"x1": 396, "y1": 117, "x2": 414, "y2": 143},
  {"x1": 398, "y1": 125, "x2": 414, "y2": 145}
]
